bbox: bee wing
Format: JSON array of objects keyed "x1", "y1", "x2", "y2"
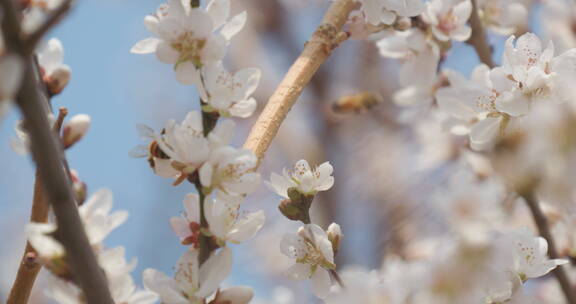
[
  {"x1": 136, "y1": 124, "x2": 155, "y2": 141},
  {"x1": 129, "y1": 145, "x2": 149, "y2": 158}
]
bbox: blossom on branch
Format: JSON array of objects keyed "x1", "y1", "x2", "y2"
[
  {"x1": 131, "y1": 0, "x2": 246, "y2": 85},
  {"x1": 37, "y1": 38, "x2": 71, "y2": 96},
  {"x1": 143, "y1": 247, "x2": 233, "y2": 304},
  {"x1": 280, "y1": 224, "x2": 336, "y2": 299},
  {"x1": 266, "y1": 159, "x2": 334, "y2": 198}
]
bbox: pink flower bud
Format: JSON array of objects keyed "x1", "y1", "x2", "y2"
[{"x1": 63, "y1": 114, "x2": 90, "y2": 148}]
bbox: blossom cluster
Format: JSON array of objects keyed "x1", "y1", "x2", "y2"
[
  {"x1": 130, "y1": 0, "x2": 265, "y2": 303},
  {"x1": 27, "y1": 190, "x2": 158, "y2": 303}
]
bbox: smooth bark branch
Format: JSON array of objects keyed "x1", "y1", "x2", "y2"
[
  {"x1": 467, "y1": 0, "x2": 495, "y2": 68},
  {"x1": 243, "y1": 0, "x2": 357, "y2": 160},
  {"x1": 522, "y1": 192, "x2": 576, "y2": 304},
  {"x1": 0, "y1": 0, "x2": 114, "y2": 302},
  {"x1": 7, "y1": 172, "x2": 49, "y2": 304}
]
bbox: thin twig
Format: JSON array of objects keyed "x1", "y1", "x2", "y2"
[
  {"x1": 6, "y1": 108, "x2": 68, "y2": 304},
  {"x1": 0, "y1": 0, "x2": 114, "y2": 302},
  {"x1": 522, "y1": 192, "x2": 576, "y2": 304},
  {"x1": 7, "y1": 171, "x2": 49, "y2": 304},
  {"x1": 467, "y1": 0, "x2": 495, "y2": 68},
  {"x1": 243, "y1": 0, "x2": 357, "y2": 161}
]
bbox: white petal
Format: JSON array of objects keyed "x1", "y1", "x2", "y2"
[
  {"x1": 284, "y1": 263, "x2": 311, "y2": 280},
  {"x1": 131, "y1": 38, "x2": 160, "y2": 54},
  {"x1": 311, "y1": 268, "x2": 332, "y2": 299},
  {"x1": 170, "y1": 217, "x2": 191, "y2": 238},
  {"x1": 229, "y1": 97, "x2": 257, "y2": 118},
  {"x1": 183, "y1": 193, "x2": 200, "y2": 223},
  {"x1": 143, "y1": 269, "x2": 188, "y2": 304},
  {"x1": 175, "y1": 61, "x2": 201, "y2": 85},
  {"x1": 220, "y1": 11, "x2": 247, "y2": 41},
  {"x1": 469, "y1": 117, "x2": 502, "y2": 151},
  {"x1": 206, "y1": 0, "x2": 230, "y2": 29},
  {"x1": 155, "y1": 41, "x2": 179, "y2": 64},
  {"x1": 26, "y1": 222, "x2": 65, "y2": 257},
  {"x1": 228, "y1": 210, "x2": 265, "y2": 243},
  {"x1": 197, "y1": 247, "x2": 233, "y2": 298},
  {"x1": 199, "y1": 163, "x2": 214, "y2": 188}
]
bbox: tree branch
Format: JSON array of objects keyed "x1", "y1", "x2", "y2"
[
  {"x1": 7, "y1": 172, "x2": 49, "y2": 304},
  {"x1": 242, "y1": 0, "x2": 357, "y2": 160},
  {"x1": 522, "y1": 192, "x2": 576, "y2": 304},
  {"x1": 7, "y1": 108, "x2": 67, "y2": 304},
  {"x1": 467, "y1": 0, "x2": 495, "y2": 68},
  {"x1": 0, "y1": 0, "x2": 114, "y2": 302}
]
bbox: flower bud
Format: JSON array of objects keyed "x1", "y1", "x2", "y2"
[
  {"x1": 62, "y1": 114, "x2": 90, "y2": 148},
  {"x1": 327, "y1": 223, "x2": 342, "y2": 254},
  {"x1": 211, "y1": 286, "x2": 253, "y2": 304},
  {"x1": 70, "y1": 170, "x2": 87, "y2": 205},
  {"x1": 278, "y1": 187, "x2": 315, "y2": 223},
  {"x1": 44, "y1": 66, "x2": 71, "y2": 96}
]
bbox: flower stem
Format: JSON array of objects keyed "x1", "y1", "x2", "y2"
[
  {"x1": 522, "y1": 191, "x2": 576, "y2": 304},
  {"x1": 195, "y1": 183, "x2": 211, "y2": 265},
  {"x1": 467, "y1": 0, "x2": 495, "y2": 68},
  {"x1": 329, "y1": 269, "x2": 345, "y2": 288},
  {"x1": 243, "y1": 0, "x2": 357, "y2": 162},
  {"x1": 201, "y1": 107, "x2": 219, "y2": 137}
]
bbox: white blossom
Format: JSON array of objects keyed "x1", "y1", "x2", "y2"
[
  {"x1": 376, "y1": 29, "x2": 440, "y2": 108},
  {"x1": 478, "y1": 0, "x2": 528, "y2": 35},
  {"x1": 437, "y1": 32, "x2": 576, "y2": 150},
  {"x1": 422, "y1": 0, "x2": 473, "y2": 42},
  {"x1": 205, "y1": 191, "x2": 265, "y2": 245},
  {"x1": 131, "y1": 124, "x2": 180, "y2": 179},
  {"x1": 436, "y1": 64, "x2": 518, "y2": 150},
  {"x1": 170, "y1": 193, "x2": 202, "y2": 246},
  {"x1": 27, "y1": 189, "x2": 127, "y2": 261},
  {"x1": 266, "y1": 159, "x2": 334, "y2": 198},
  {"x1": 199, "y1": 146, "x2": 260, "y2": 196},
  {"x1": 131, "y1": 0, "x2": 246, "y2": 85},
  {"x1": 358, "y1": 0, "x2": 425, "y2": 26},
  {"x1": 280, "y1": 224, "x2": 335, "y2": 299},
  {"x1": 498, "y1": 228, "x2": 568, "y2": 281},
  {"x1": 153, "y1": 111, "x2": 234, "y2": 178},
  {"x1": 199, "y1": 62, "x2": 259, "y2": 118},
  {"x1": 143, "y1": 247, "x2": 232, "y2": 304},
  {"x1": 79, "y1": 189, "x2": 129, "y2": 246}
]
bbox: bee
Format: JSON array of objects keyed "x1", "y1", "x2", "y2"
[
  {"x1": 129, "y1": 124, "x2": 169, "y2": 169},
  {"x1": 332, "y1": 92, "x2": 381, "y2": 114}
]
